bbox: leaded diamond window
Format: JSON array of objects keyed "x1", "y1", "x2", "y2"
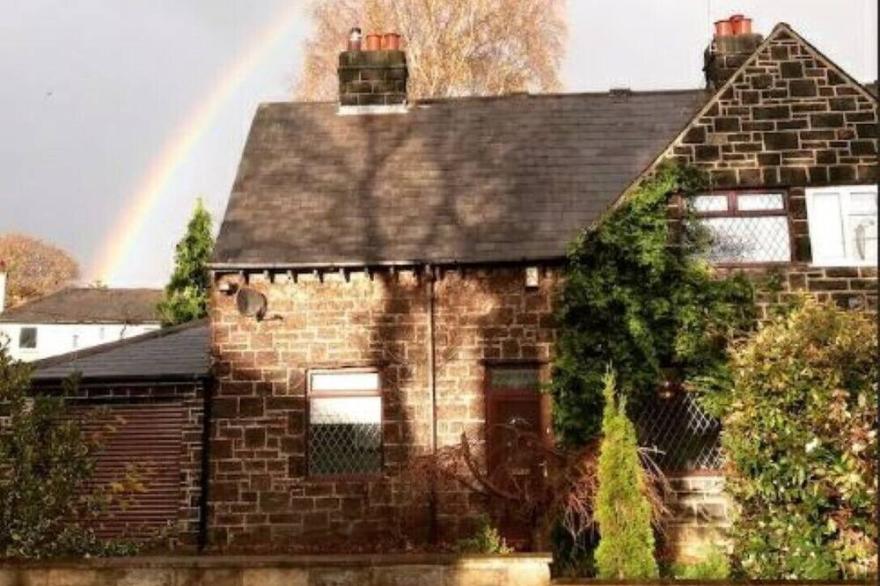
[
  {"x1": 308, "y1": 370, "x2": 382, "y2": 476},
  {"x1": 634, "y1": 393, "x2": 723, "y2": 471},
  {"x1": 691, "y1": 191, "x2": 792, "y2": 264}
]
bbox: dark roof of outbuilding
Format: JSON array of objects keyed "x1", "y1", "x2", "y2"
[
  {"x1": 0, "y1": 288, "x2": 162, "y2": 324},
  {"x1": 212, "y1": 89, "x2": 709, "y2": 268},
  {"x1": 31, "y1": 319, "x2": 210, "y2": 381}
]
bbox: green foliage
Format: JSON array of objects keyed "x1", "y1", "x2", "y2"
[
  {"x1": 594, "y1": 370, "x2": 658, "y2": 579},
  {"x1": 672, "y1": 545, "x2": 730, "y2": 579},
  {"x1": 550, "y1": 163, "x2": 755, "y2": 445},
  {"x1": 719, "y1": 299, "x2": 877, "y2": 579},
  {"x1": 455, "y1": 515, "x2": 512, "y2": 554},
  {"x1": 0, "y1": 349, "x2": 139, "y2": 558},
  {"x1": 158, "y1": 199, "x2": 214, "y2": 326}
]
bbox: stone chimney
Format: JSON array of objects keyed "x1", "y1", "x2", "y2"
[
  {"x1": 0, "y1": 261, "x2": 6, "y2": 313},
  {"x1": 338, "y1": 28, "x2": 408, "y2": 110},
  {"x1": 704, "y1": 15, "x2": 763, "y2": 89}
]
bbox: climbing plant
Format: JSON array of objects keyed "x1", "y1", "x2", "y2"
[{"x1": 550, "y1": 162, "x2": 755, "y2": 446}]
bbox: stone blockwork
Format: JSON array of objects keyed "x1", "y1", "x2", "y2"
[
  {"x1": 209, "y1": 266, "x2": 558, "y2": 551},
  {"x1": 667, "y1": 25, "x2": 878, "y2": 191},
  {"x1": 663, "y1": 474, "x2": 730, "y2": 564},
  {"x1": 0, "y1": 553, "x2": 553, "y2": 586}
]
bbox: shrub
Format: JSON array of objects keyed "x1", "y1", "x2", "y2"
[
  {"x1": 594, "y1": 370, "x2": 658, "y2": 579},
  {"x1": 455, "y1": 515, "x2": 512, "y2": 554},
  {"x1": 719, "y1": 299, "x2": 877, "y2": 579},
  {"x1": 0, "y1": 349, "x2": 140, "y2": 558},
  {"x1": 672, "y1": 545, "x2": 730, "y2": 579}
]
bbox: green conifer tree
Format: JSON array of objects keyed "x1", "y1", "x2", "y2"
[
  {"x1": 594, "y1": 369, "x2": 659, "y2": 579},
  {"x1": 158, "y1": 199, "x2": 214, "y2": 326}
]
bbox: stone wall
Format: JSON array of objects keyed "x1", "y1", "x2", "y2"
[
  {"x1": 666, "y1": 25, "x2": 877, "y2": 190},
  {"x1": 209, "y1": 266, "x2": 559, "y2": 551},
  {"x1": 0, "y1": 554, "x2": 552, "y2": 586},
  {"x1": 663, "y1": 474, "x2": 729, "y2": 564}
]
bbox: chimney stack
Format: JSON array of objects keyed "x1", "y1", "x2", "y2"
[
  {"x1": 0, "y1": 261, "x2": 6, "y2": 313},
  {"x1": 338, "y1": 26, "x2": 408, "y2": 110},
  {"x1": 704, "y1": 15, "x2": 762, "y2": 89}
]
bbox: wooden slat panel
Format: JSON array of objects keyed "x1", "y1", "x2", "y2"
[{"x1": 75, "y1": 403, "x2": 184, "y2": 539}]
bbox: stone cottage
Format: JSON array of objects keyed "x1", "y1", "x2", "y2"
[{"x1": 206, "y1": 20, "x2": 877, "y2": 555}]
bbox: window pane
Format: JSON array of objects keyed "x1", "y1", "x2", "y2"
[
  {"x1": 737, "y1": 193, "x2": 784, "y2": 211},
  {"x1": 309, "y1": 396, "x2": 382, "y2": 475},
  {"x1": 692, "y1": 195, "x2": 728, "y2": 213},
  {"x1": 848, "y1": 212, "x2": 877, "y2": 263},
  {"x1": 809, "y1": 193, "x2": 846, "y2": 262},
  {"x1": 311, "y1": 371, "x2": 379, "y2": 393},
  {"x1": 19, "y1": 327, "x2": 37, "y2": 349},
  {"x1": 489, "y1": 367, "x2": 540, "y2": 390},
  {"x1": 700, "y1": 216, "x2": 791, "y2": 263}
]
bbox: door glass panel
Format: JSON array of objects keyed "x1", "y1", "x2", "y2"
[{"x1": 489, "y1": 367, "x2": 540, "y2": 391}]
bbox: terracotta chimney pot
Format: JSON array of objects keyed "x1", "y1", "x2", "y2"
[
  {"x1": 381, "y1": 32, "x2": 401, "y2": 51},
  {"x1": 365, "y1": 33, "x2": 382, "y2": 51},
  {"x1": 732, "y1": 17, "x2": 752, "y2": 35},
  {"x1": 714, "y1": 19, "x2": 734, "y2": 38},
  {"x1": 347, "y1": 27, "x2": 363, "y2": 51}
]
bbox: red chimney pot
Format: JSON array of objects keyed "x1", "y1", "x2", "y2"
[
  {"x1": 714, "y1": 19, "x2": 733, "y2": 37},
  {"x1": 365, "y1": 33, "x2": 381, "y2": 51},
  {"x1": 731, "y1": 17, "x2": 752, "y2": 35},
  {"x1": 381, "y1": 32, "x2": 401, "y2": 51}
]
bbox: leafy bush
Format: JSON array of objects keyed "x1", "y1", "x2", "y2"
[
  {"x1": 594, "y1": 370, "x2": 658, "y2": 579},
  {"x1": 551, "y1": 162, "x2": 755, "y2": 446},
  {"x1": 454, "y1": 515, "x2": 512, "y2": 554},
  {"x1": 672, "y1": 545, "x2": 730, "y2": 579},
  {"x1": 718, "y1": 299, "x2": 877, "y2": 579},
  {"x1": 0, "y1": 350, "x2": 140, "y2": 558}
]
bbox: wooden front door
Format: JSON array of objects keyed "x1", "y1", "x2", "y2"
[{"x1": 485, "y1": 364, "x2": 549, "y2": 549}]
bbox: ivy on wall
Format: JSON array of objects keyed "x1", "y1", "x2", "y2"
[{"x1": 549, "y1": 162, "x2": 756, "y2": 446}]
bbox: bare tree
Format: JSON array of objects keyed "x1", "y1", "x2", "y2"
[
  {"x1": 0, "y1": 234, "x2": 80, "y2": 308},
  {"x1": 297, "y1": 0, "x2": 567, "y2": 101}
]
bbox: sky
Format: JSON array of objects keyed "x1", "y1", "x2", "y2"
[{"x1": 0, "y1": 0, "x2": 876, "y2": 287}]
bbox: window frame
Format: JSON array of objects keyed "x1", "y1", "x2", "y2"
[
  {"x1": 689, "y1": 189, "x2": 794, "y2": 267},
  {"x1": 305, "y1": 367, "x2": 384, "y2": 479},
  {"x1": 18, "y1": 326, "x2": 38, "y2": 350},
  {"x1": 805, "y1": 184, "x2": 878, "y2": 268}
]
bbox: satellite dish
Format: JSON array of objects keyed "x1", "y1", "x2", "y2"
[{"x1": 235, "y1": 287, "x2": 267, "y2": 319}]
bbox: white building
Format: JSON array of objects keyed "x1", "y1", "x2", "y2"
[{"x1": 0, "y1": 274, "x2": 162, "y2": 362}]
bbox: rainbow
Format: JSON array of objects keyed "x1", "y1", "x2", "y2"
[{"x1": 91, "y1": 3, "x2": 303, "y2": 283}]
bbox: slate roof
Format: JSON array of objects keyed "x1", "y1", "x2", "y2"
[
  {"x1": 0, "y1": 288, "x2": 162, "y2": 324},
  {"x1": 31, "y1": 320, "x2": 210, "y2": 381},
  {"x1": 212, "y1": 89, "x2": 709, "y2": 268}
]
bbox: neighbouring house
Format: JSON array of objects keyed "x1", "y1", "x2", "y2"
[
  {"x1": 0, "y1": 284, "x2": 162, "y2": 362},
  {"x1": 196, "y1": 18, "x2": 875, "y2": 557},
  {"x1": 30, "y1": 320, "x2": 210, "y2": 547}
]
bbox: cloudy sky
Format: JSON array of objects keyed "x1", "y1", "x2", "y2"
[{"x1": 1, "y1": 0, "x2": 876, "y2": 287}]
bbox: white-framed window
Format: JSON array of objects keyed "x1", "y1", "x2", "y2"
[
  {"x1": 307, "y1": 369, "x2": 382, "y2": 476},
  {"x1": 690, "y1": 192, "x2": 792, "y2": 264},
  {"x1": 18, "y1": 327, "x2": 37, "y2": 350},
  {"x1": 806, "y1": 185, "x2": 878, "y2": 267}
]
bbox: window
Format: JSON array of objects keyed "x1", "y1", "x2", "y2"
[
  {"x1": 690, "y1": 192, "x2": 792, "y2": 264},
  {"x1": 308, "y1": 370, "x2": 382, "y2": 476},
  {"x1": 806, "y1": 185, "x2": 878, "y2": 266},
  {"x1": 18, "y1": 327, "x2": 37, "y2": 349}
]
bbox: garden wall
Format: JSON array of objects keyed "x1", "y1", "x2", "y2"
[{"x1": 0, "y1": 553, "x2": 552, "y2": 586}]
